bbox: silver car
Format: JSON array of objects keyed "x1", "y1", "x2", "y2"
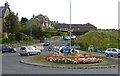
[
  {"x1": 105, "y1": 48, "x2": 120, "y2": 57},
  {"x1": 19, "y1": 46, "x2": 41, "y2": 56}
]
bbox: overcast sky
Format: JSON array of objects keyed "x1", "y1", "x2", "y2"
[{"x1": 0, "y1": 0, "x2": 119, "y2": 29}]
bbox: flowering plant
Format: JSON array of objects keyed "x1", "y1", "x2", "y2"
[{"x1": 45, "y1": 53, "x2": 103, "y2": 64}]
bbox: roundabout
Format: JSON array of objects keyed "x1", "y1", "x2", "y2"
[
  {"x1": 45, "y1": 53, "x2": 103, "y2": 64},
  {"x1": 20, "y1": 53, "x2": 118, "y2": 69},
  {"x1": 2, "y1": 39, "x2": 119, "y2": 74}
]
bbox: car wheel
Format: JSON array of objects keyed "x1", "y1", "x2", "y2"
[
  {"x1": 37, "y1": 52, "x2": 40, "y2": 55},
  {"x1": 2, "y1": 51, "x2": 4, "y2": 53},
  {"x1": 11, "y1": 50, "x2": 16, "y2": 53},
  {"x1": 20, "y1": 54, "x2": 23, "y2": 56},
  {"x1": 110, "y1": 55, "x2": 113, "y2": 57},
  {"x1": 27, "y1": 52, "x2": 30, "y2": 56},
  {"x1": 118, "y1": 54, "x2": 120, "y2": 58},
  {"x1": 105, "y1": 53, "x2": 109, "y2": 57}
]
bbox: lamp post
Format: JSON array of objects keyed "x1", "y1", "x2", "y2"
[
  {"x1": 30, "y1": 27, "x2": 32, "y2": 37},
  {"x1": 30, "y1": 26, "x2": 32, "y2": 45},
  {"x1": 69, "y1": 0, "x2": 71, "y2": 49}
]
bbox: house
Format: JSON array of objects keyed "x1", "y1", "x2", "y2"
[
  {"x1": 0, "y1": 1, "x2": 11, "y2": 37},
  {"x1": 54, "y1": 23, "x2": 97, "y2": 32},
  {"x1": 26, "y1": 14, "x2": 56, "y2": 30}
]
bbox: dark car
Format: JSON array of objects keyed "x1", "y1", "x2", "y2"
[
  {"x1": 0, "y1": 46, "x2": 16, "y2": 53},
  {"x1": 43, "y1": 42, "x2": 50, "y2": 46}
]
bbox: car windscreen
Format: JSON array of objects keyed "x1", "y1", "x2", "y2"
[{"x1": 20, "y1": 47, "x2": 26, "y2": 50}]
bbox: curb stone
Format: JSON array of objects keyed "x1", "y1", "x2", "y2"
[{"x1": 20, "y1": 59, "x2": 118, "y2": 69}]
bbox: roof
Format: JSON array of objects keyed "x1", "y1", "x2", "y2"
[
  {"x1": 0, "y1": 5, "x2": 10, "y2": 18},
  {"x1": 0, "y1": 6, "x2": 6, "y2": 18},
  {"x1": 54, "y1": 23, "x2": 97, "y2": 32},
  {"x1": 55, "y1": 24, "x2": 97, "y2": 29}
]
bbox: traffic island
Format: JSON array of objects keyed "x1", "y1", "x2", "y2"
[{"x1": 20, "y1": 54, "x2": 118, "y2": 69}]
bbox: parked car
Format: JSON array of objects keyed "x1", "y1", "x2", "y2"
[
  {"x1": 19, "y1": 46, "x2": 41, "y2": 56},
  {"x1": 70, "y1": 35, "x2": 76, "y2": 39},
  {"x1": 63, "y1": 36, "x2": 76, "y2": 40},
  {"x1": 63, "y1": 36, "x2": 71, "y2": 40},
  {"x1": 43, "y1": 42, "x2": 50, "y2": 46},
  {"x1": 97, "y1": 50, "x2": 106, "y2": 53},
  {"x1": 0, "y1": 46, "x2": 16, "y2": 53},
  {"x1": 105, "y1": 48, "x2": 120, "y2": 57}
]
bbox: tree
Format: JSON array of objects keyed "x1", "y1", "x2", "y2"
[
  {"x1": 4, "y1": 12, "x2": 21, "y2": 34},
  {"x1": 20, "y1": 17, "x2": 28, "y2": 25},
  {"x1": 31, "y1": 24, "x2": 44, "y2": 40}
]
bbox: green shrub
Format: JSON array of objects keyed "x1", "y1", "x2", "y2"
[
  {"x1": 15, "y1": 32, "x2": 29, "y2": 41},
  {"x1": 2, "y1": 38, "x2": 11, "y2": 43},
  {"x1": 45, "y1": 33, "x2": 51, "y2": 38}
]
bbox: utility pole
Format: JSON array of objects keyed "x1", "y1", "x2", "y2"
[
  {"x1": 30, "y1": 27, "x2": 32, "y2": 37},
  {"x1": 70, "y1": 0, "x2": 71, "y2": 49}
]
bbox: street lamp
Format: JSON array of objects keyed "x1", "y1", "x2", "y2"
[
  {"x1": 69, "y1": 0, "x2": 71, "y2": 49},
  {"x1": 30, "y1": 27, "x2": 32, "y2": 37}
]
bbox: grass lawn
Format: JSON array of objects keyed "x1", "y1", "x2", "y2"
[{"x1": 74, "y1": 30, "x2": 120, "y2": 50}]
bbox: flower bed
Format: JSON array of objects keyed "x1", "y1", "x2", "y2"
[{"x1": 45, "y1": 53, "x2": 103, "y2": 64}]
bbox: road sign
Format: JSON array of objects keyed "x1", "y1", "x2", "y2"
[
  {"x1": 63, "y1": 47, "x2": 68, "y2": 55},
  {"x1": 48, "y1": 47, "x2": 52, "y2": 52}
]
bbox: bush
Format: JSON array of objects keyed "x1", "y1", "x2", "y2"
[
  {"x1": 15, "y1": 32, "x2": 29, "y2": 41},
  {"x1": 62, "y1": 32, "x2": 68, "y2": 36},
  {"x1": 2, "y1": 38, "x2": 11, "y2": 43},
  {"x1": 45, "y1": 34, "x2": 51, "y2": 38},
  {"x1": 8, "y1": 34, "x2": 15, "y2": 41}
]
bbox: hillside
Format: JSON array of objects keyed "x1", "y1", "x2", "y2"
[{"x1": 74, "y1": 30, "x2": 120, "y2": 51}]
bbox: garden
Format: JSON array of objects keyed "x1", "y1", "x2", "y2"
[{"x1": 45, "y1": 52, "x2": 103, "y2": 64}]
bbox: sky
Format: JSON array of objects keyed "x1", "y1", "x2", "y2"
[{"x1": 0, "y1": 0, "x2": 119, "y2": 29}]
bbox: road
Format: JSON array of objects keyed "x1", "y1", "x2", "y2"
[{"x1": 2, "y1": 38, "x2": 119, "y2": 74}]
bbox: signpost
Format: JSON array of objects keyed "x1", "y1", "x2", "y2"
[
  {"x1": 48, "y1": 47, "x2": 52, "y2": 53},
  {"x1": 63, "y1": 47, "x2": 69, "y2": 63},
  {"x1": 63, "y1": 47, "x2": 69, "y2": 55},
  {"x1": 69, "y1": 0, "x2": 72, "y2": 49}
]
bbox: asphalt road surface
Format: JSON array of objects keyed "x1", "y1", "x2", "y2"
[{"x1": 2, "y1": 38, "x2": 119, "y2": 74}]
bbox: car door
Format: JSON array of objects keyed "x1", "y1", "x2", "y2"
[
  {"x1": 107, "y1": 48, "x2": 112, "y2": 55},
  {"x1": 27, "y1": 47, "x2": 33, "y2": 54},
  {"x1": 111, "y1": 49, "x2": 118, "y2": 56},
  {"x1": 3, "y1": 46, "x2": 9, "y2": 52},
  {"x1": 29, "y1": 47, "x2": 36, "y2": 54},
  {"x1": 32, "y1": 47, "x2": 38, "y2": 54}
]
